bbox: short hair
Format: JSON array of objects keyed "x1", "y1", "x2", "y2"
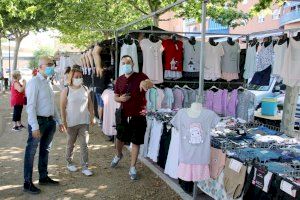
[
  {"x1": 64, "y1": 66, "x2": 71, "y2": 74},
  {"x1": 12, "y1": 70, "x2": 21, "y2": 80},
  {"x1": 121, "y1": 55, "x2": 134, "y2": 63},
  {"x1": 68, "y1": 65, "x2": 83, "y2": 86},
  {"x1": 38, "y1": 56, "x2": 54, "y2": 67}
]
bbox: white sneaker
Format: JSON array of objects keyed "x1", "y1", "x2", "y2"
[
  {"x1": 129, "y1": 167, "x2": 138, "y2": 180},
  {"x1": 82, "y1": 168, "x2": 93, "y2": 176},
  {"x1": 67, "y1": 164, "x2": 78, "y2": 172}
]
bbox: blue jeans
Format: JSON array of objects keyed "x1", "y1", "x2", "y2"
[
  {"x1": 23, "y1": 118, "x2": 56, "y2": 182},
  {"x1": 95, "y1": 93, "x2": 104, "y2": 108}
]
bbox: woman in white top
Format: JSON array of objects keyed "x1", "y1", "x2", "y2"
[{"x1": 60, "y1": 65, "x2": 95, "y2": 176}]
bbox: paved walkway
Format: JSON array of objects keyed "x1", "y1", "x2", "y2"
[{"x1": 0, "y1": 91, "x2": 181, "y2": 200}]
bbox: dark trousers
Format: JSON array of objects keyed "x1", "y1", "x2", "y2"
[
  {"x1": 24, "y1": 118, "x2": 56, "y2": 182},
  {"x1": 12, "y1": 105, "x2": 23, "y2": 122}
]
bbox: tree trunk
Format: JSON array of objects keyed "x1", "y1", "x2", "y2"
[
  {"x1": 13, "y1": 37, "x2": 22, "y2": 70},
  {"x1": 0, "y1": 36, "x2": 3, "y2": 72}
]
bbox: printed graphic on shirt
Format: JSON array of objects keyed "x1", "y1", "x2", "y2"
[
  {"x1": 189, "y1": 123, "x2": 204, "y2": 144},
  {"x1": 170, "y1": 58, "x2": 178, "y2": 70}
]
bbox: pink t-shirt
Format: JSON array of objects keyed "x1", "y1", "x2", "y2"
[{"x1": 172, "y1": 88, "x2": 184, "y2": 110}]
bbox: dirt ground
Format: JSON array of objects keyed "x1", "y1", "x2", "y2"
[{"x1": 0, "y1": 91, "x2": 181, "y2": 200}]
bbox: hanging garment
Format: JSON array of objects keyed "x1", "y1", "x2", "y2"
[
  {"x1": 212, "y1": 89, "x2": 223, "y2": 115},
  {"x1": 147, "y1": 119, "x2": 164, "y2": 162},
  {"x1": 164, "y1": 128, "x2": 180, "y2": 179},
  {"x1": 172, "y1": 88, "x2": 184, "y2": 110},
  {"x1": 250, "y1": 65, "x2": 272, "y2": 86},
  {"x1": 221, "y1": 72, "x2": 239, "y2": 82},
  {"x1": 146, "y1": 88, "x2": 158, "y2": 112},
  {"x1": 187, "y1": 89, "x2": 197, "y2": 106},
  {"x1": 256, "y1": 43, "x2": 274, "y2": 72},
  {"x1": 143, "y1": 117, "x2": 153, "y2": 157},
  {"x1": 225, "y1": 89, "x2": 238, "y2": 117},
  {"x1": 162, "y1": 39, "x2": 183, "y2": 80},
  {"x1": 204, "y1": 90, "x2": 214, "y2": 110},
  {"x1": 204, "y1": 42, "x2": 224, "y2": 81},
  {"x1": 171, "y1": 108, "x2": 220, "y2": 182},
  {"x1": 171, "y1": 109, "x2": 220, "y2": 165},
  {"x1": 140, "y1": 39, "x2": 164, "y2": 84},
  {"x1": 282, "y1": 38, "x2": 300, "y2": 87},
  {"x1": 161, "y1": 88, "x2": 174, "y2": 109},
  {"x1": 210, "y1": 147, "x2": 226, "y2": 179},
  {"x1": 183, "y1": 40, "x2": 201, "y2": 72},
  {"x1": 243, "y1": 44, "x2": 257, "y2": 80},
  {"x1": 221, "y1": 89, "x2": 228, "y2": 116},
  {"x1": 119, "y1": 43, "x2": 139, "y2": 76},
  {"x1": 236, "y1": 90, "x2": 255, "y2": 122},
  {"x1": 221, "y1": 42, "x2": 241, "y2": 74},
  {"x1": 272, "y1": 41, "x2": 288, "y2": 77},
  {"x1": 182, "y1": 88, "x2": 190, "y2": 108},
  {"x1": 157, "y1": 123, "x2": 172, "y2": 169},
  {"x1": 101, "y1": 89, "x2": 120, "y2": 136},
  {"x1": 223, "y1": 158, "x2": 247, "y2": 199}
]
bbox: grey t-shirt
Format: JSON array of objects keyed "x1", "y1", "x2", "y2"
[
  {"x1": 221, "y1": 42, "x2": 241, "y2": 73},
  {"x1": 171, "y1": 108, "x2": 220, "y2": 164}
]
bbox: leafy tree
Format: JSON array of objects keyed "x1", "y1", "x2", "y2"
[{"x1": 29, "y1": 46, "x2": 55, "y2": 69}]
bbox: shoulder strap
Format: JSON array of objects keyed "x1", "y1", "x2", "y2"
[
  {"x1": 83, "y1": 85, "x2": 88, "y2": 92},
  {"x1": 67, "y1": 86, "x2": 69, "y2": 97}
]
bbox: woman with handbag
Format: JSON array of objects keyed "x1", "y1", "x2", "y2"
[{"x1": 10, "y1": 70, "x2": 26, "y2": 131}]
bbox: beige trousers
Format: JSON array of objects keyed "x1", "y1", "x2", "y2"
[{"x1": 66, "y1": 124, "x2": 89, "y2": 168}]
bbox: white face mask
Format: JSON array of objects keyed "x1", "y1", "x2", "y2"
[{"x1": 72, "y1": 78, "x2": 83, "y2": 86}]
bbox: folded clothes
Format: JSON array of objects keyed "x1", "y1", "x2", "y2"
[
  {"x1": 231, "y1": 148, "x2": 282, "y2": 163},
  {"x1": 249, "y1": 126, "x2": 280, "y2": 136},
  {"x1": 265, "y1": 162, "x2": 295, "y2": 174}
]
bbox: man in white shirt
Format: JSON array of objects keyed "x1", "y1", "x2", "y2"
[{"x1": 23, "y1": 56, "x2": 65, "y2": 194}]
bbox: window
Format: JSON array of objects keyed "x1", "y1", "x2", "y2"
[
  {"x1": 272, "y1": 9, "x2": 280, "y2": 20},
  {"x1": 258, "y1": 13, "x2": 265, "y2": 23},
  {"x1": 242, "y1": 0, "x2": 248, "y2": 5}
]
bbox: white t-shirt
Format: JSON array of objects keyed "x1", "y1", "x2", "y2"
[
  {"x1": 119, "y1": 43, "x2": 139, "y2": 76},
  {"x1": 183, "y1": 41, "x2": 201, "y2": 72},
  {"x1": 204, "y1": 43, "x2": 224, "y2": 81},
  {"x1": 164, "y1": 127, "x2": 180, "y2": 179},
  {"x1": 147, "y1": 119, "x2": 164, "y2": 162},
  {"x1": 171, "y1": 108, "x2": 220, "y2": 164},
  {"x1": 273, "y1": 41, "x2": 288, "y2": 76},
  {"x1": 243, "y1": 44, "x2": 257, "y2": 80},
  {"x1": 282, "y1": 38, "x2": 300, "y2": 87},
  {"x1": 140, "y1": 39, "x2": 164, "y2": 84}
]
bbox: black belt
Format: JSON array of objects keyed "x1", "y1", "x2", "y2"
[{"x1": 37, "y1": 116, "x2": 53, "y2": 121}]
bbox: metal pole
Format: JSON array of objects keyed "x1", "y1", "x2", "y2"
[
  {"x1": 197, "y1": 0, "x2": 208, "y2": 104},
  {"x1": 9, "y1": 39, "x2": 11, "y2": 80},
  {"x1": 114, "y1": 31, "x2": 119, "y2": 79}
]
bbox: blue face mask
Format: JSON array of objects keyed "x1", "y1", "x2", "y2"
[
  {"x1": 122, "y1": 64, "x2": 133, "y2": 75},
  {"x1": 45, "y1": 66, "x2": 55, "y2": 77}
]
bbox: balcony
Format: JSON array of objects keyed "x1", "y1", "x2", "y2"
[
  {"x1": 280, "y1": 10, "x2": 300, "y2": 26},
  {"x1": 207, "y1": 19, "x2": 229, "y2": 34}
]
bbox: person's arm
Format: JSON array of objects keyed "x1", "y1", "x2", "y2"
[
  {"x1": 88, "y1": 91, "x2": 95, "y2": 124},
  {"x1": 140, "y1": 79, "x2": 154, "y2": 92},
  {"x1": 14, "y1": 81, "x2": 26, "y2": 93},
  {"x1": 26, "y1": 80, "x2": 39, "y2": 131},
  {"x1": 60, "y1": 88, "x2": 68, "y2": 127}
]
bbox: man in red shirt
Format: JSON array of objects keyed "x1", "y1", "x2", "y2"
[{"x1": 111, "y1": 55, "x2": 153, "y2": 180}]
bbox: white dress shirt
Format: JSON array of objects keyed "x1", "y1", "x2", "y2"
[{"x1": 26, "y1": 73, "x2": 61, "y2": 131}]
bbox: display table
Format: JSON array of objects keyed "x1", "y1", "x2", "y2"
[{"x1": 254, "y1": 108, "x2": 282, "y2": 121}]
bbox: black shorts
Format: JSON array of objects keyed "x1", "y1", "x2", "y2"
[{"x1": 116, "y1": 116, "x2": 146, "y2": 145}]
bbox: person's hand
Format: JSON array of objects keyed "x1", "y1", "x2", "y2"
[
  {"x1": 140, "y1": 80, "x2": 151, "y2": 92},
  {"x1": 119, "y1": 94, "x2": 131, "y2": 102},
  {"x1": 59, "y1": 124, "x2": 66, "y2": 133},
  {"x1": 22, "y1": 79, "x2": 26, "y2": 85},
  {"x1": 32, "y1": 130, "x2": 41, "y2": 139}
]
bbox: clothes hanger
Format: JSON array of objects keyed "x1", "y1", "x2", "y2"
[
  {"x1": 174, "y1": 84, "x2": 181, "y2": 89},
  {"x1": 237, "y1": 85, "x2": 246, "y2": 91},
  {"x1": 188, "y1": 36, "x2": 196, "y2": 45},
  {"x1": 209, "y1": 85, "x2": 219, "y2": 92},
  {"x1": 183, "y1": 84, "x2": 193, "y2": 90}
]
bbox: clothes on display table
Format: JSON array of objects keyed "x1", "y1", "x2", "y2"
[
  {"x1": 210, "y1": 147, "x2": 226, "y2": 179},
  {"x1": 183, "y1": 40, "x2": 201, "y2": 72},
  {"x1": 221, "y1": 42, "x2": 240, "y2": 81},
  {"x1": 101, "y1": 89, "x2": 120, "y2": 136},
  {"x1": 243, "y1": 44, "x2": 258, "y2": 80},
  {"x1": 119, "y1": 42, "x2": 139, "y2": 76},
  {"x1": 140, "y1": 39, "x2": 164, "y2": 84},
  {"x1": 162, "y1": 39, "x2": 183, "y2": 80},
  {"x1": 204, "y1": 42, "x2": 224, "y2": 81},
  {"x1": 282, "y1": 38, "x2": 300, "y2": 87},
  {"x1": 272, "y1": 41, "x2": 288, "y2": 77},
  {"x1": 171, "y1": 108, "x2": 220, "y2": 181},
  {"x1": 256, "y1": 43, "x2": 274, "y2": 72}
]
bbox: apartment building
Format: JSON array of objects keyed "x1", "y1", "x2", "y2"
[{"x1": 159, "y1": 0, "x2": 300, "y2": 36}]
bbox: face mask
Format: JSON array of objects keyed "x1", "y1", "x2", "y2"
[
  {"x1": 73, "y1": 78, "x2": 83, "y2": 86},
  {"x1": 122, "y1": 64, "x2": 133, "y2": 75},
  {"x1": 44, "y1": 66, "x2": 55, "y2": 77}
]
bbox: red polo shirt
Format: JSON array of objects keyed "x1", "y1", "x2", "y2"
[
  {"x1": 115, "y1": 72, "x2": 148, "y2": 117},
  {"x1": 162, "y1": 39, "x2": 183, "y2": 71}
]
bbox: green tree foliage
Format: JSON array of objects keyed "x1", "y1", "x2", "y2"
[{"x1": 29, "y1": 46, "x2": 55, "y2": 69}]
